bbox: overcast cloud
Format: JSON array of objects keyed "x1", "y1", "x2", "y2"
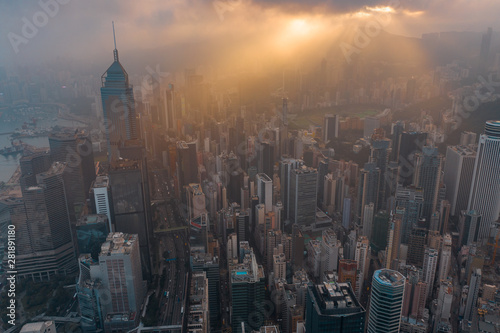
[{"x1": 0, "y1": 0, "x2": 498, "y2": 71}]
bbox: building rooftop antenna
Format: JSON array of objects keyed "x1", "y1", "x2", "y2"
[
  {"x1": 113, "y1": 21, "x2": 117, "y2": 49},
  {"x1": 112, "y1": 21, "x2": 119, "y2": 61}
]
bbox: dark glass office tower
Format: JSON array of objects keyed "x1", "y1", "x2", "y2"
[
  {"x1": 305, "y1": 282, "x2": 366, "y2": 333},
  {"x1": 17, "y1": 162, "x2": 77, "y2": 280},
  {"x1": 357, "y1": 162, "x2": 381, "y2": 223},
  {"x1": 370, "y1": 131, "x2": 391, "y2": 209},
  {"x1": 413, "y1": 146, "x2": 443, "y2": 222},
  {"x1": 290, "y1": 166, "x2": 318, "y2": 227},
  {"x1": 397, "y1": 131, "x2": 427, "y2": 186},
  {"x1": 177, "y1": 141, "x2": 198, "y2": 190},
  {"x1": 19, "y1": 151, "x2": 51, "y2": 188},
  {"x1": 48, "y1": 128, "x2": 95, "y2": 221},
  {"x1": 109, "y1": 159, "x2": 152, "y2": 280}
]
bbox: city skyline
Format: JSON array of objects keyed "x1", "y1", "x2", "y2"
[{"x1": 1, "y1": 2, "x2": 500, "y2": 333}]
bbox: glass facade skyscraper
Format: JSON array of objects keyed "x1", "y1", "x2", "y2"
[
  {"x1": 467, "y1": 120, "x2": 500, "y2": 242},
  {"x1": 305, "y1": 282, "x2": 366, "y2": 333},
  {"x1": 367, "y1": 269, "x2": 406, "y2": 333},
  {"x1": 100, "y1": 40, "x2": 137, "y2": 161},
  {"x1": 289, "y1": 166, "x2": 317, "y2": 227},
  {"x1": 413, "y1": 146, "x2": 443, "y2": 222}
]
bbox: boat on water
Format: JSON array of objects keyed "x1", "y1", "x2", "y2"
[{"x1": 0, "y1": 141, "x2": 24, "y2": 156}]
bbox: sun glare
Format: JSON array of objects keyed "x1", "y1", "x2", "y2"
[
  {"x1": 289, "y1": 19, "x2": 311, "y2": 36},
  {"x1": 403, "y1": 9, "x2": 425, "y2": 17},
  {"x1": 366, "y1": 6, "x2": 395, "y2": 13}
]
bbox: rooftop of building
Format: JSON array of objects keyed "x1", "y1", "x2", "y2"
[
  {"x1": 292, "y1": 165, "x2": 317, "y2": 174},
  {"x1": 191, "y1": 251, "x2": 219, "y2": 265},
  {"x1": 485, "y1": 120, "x2": 500, "y2": 138},
  {"x1": 177, "y1": 141, "x2": 192, "y2": 149},
  {"x1": 309, "y1": 282, "x2": 365, "y2": 315},
  {"x1": 374, "y1": 269, "x2": 405, "y2": 287},
  {"x1": 80, "y1": 277, "x2": 102, "y2": 290},
  {"x1": 20, "y1": 321, "x2": 54, "y2": 332},
  {"x1": 92, "y1": 175, "x2": 109, "y2": 188},
  {"x1": 256, "y1": 326, "x2": 280, "y2": 333},
  {"x1": 273, "y1": 252, "x2": 286, "y2": 264},
  {"x1": 323, "y1": 271, "x2": 337, "y2": 283},
  {"x1": 308, "y1": 240, "x2": 321, "y2": 255},
  {"x1": 448, "y1": 145, "x2": 477, "y2": 154},
  {"x1": 19, "y1": 151, "x2": 50, "y2": 163},
  {"x1": 188, "y1": 183, "x2": 204, "y2": 195},
  {"x1": 256, "y1": 173, "x2": 272, "y2": 182},
  {"x1": 104, "y1": 312, "x2": 136, "y2": 322},
  {"x1": 79, "y1": 254, "x2": 99, "y2": 267},
  {"x1": 322, "y1": 228, "x2": 337, "y2": 243},
  {"x1": 478, "y1": 320, "x2": 496, "y2": 333},
  {"x1": 37, "y1": 161, "x2": 66, "y2": 177},
  {"x1": 293, "y1": 269, "x2": 310, "y2": 284},
  {"x1": 188, "y1": 272, "x2": 208, "y2": 330},
  {"x1": 230, "y1": 245, "x2": 264, "y2": 283},
  {"x1": 76, "y1": 214, "x2": 108, "y2": 227},
  {"x1": 48, "y1": 127, "x2": 87, "y2": 140},
  {"x1": 100, "y1": 232, "x2": 138, "y2": 256},
  {"x1": 109, "y1": 159, "x2": 140, "y2": 171},
  {"x1": 190, "y1": 272, "x2": 208, "y2": 300}
]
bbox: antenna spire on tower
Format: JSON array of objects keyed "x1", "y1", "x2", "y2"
[
  {"x1": 112, "y1": 21, "x2": 119, "y2": 61},
  {"x1": 113, "y1": 21, "x2": 117, "y2": 49}
]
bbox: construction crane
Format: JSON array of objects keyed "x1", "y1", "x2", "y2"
[{"x1": 487, "y1": 232, "x2": 500, "y2": 265}]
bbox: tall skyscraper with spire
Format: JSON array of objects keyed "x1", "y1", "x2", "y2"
[{"x1": 101, "y1": 23, "x2": 137, "y2": 161}]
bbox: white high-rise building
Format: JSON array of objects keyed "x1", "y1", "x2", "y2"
[
  {"x1": 467, "y1": 120, "x2": 500, "y2": 242},
  {"x1": 95, "y1": 233, "x2": 144, "y2": 317},
  {"x1": 256, "y1": 204, "x2": 266, "y2": 226},
  {"x1": 435, "y1": 279, "x2": 454, "y2": 330},
  {"x1": 256, "y1": 173, "x2": 273, "y2": 213},
  {"x1": 228, "y1": 233, "x2": 238, "y2": 260},
  {"x1": 362, "y1": 203, "x2": 375, "y2": 238},
  {"x1": 323, "y1": 173, "x2": 337, "y2": 212},
  {"x1": 91, "y1": 176, "x2": 113, "y2": 231},
  {"x1": 438, "y1": 234, "x2": 452, "y2": 281},
  {"x1": 320, "y1": 229, "x2": 343, "y2": 274},
  {"x1": 355, "y1": 236, "x2": 370, "y2": 299},
  {"x1": 460, "y1": 131, "x2": 477, "y2": 146},
  {"x1": 423, "y1": 247, "x2": 439, "y2": 298}
]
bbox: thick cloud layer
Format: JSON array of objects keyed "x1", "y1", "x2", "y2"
[{"x1": 0, "y1": 0, "x2": 498, "y2": 70}]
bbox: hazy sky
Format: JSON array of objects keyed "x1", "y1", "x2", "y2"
[{"x1": 0, "y1": 0, "x2": 498, "y2": 72}]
